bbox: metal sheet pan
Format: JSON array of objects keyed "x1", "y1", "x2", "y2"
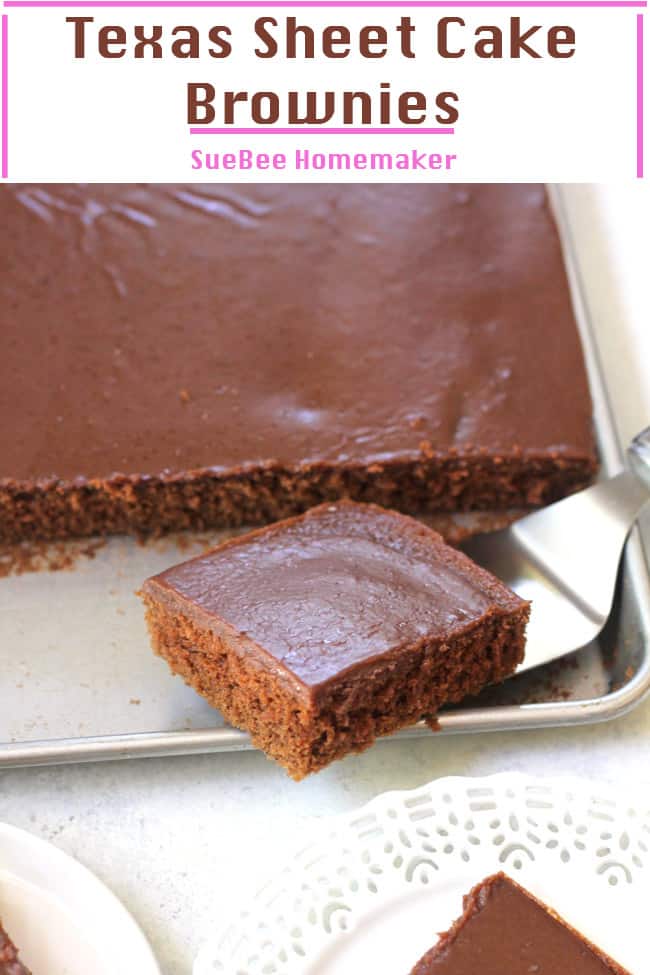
[{"x1": 1, "y1": 186, "x2": 648, "y2": 769}]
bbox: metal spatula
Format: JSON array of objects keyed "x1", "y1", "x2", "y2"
[{"x1": 461, "y1": 427, "x2": 650, "y2": 673}]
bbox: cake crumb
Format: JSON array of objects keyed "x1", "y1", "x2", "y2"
[{"x1": 0, "y1": 537, "x2": 106, "y2": 578}]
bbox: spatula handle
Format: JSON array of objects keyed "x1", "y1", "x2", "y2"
[{"x1": 628, "y1": 426, "x2": 650, "y2": 492}]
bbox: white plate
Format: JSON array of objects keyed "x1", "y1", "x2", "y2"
[
  {"x1": 0, "y1": 822, "x2": 161, "y2": 975},
  {"x1": 195, "y1": 773, "x2": 650, "y2": 975}
]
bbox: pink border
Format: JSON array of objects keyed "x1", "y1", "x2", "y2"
[
  {"x1": 1, "y1": 15, "x2": 7, "y2": 179},
  {"x1": 3, "y1": 1, "x2": 647, "y2": 6},
  {"x1": 0, "y1": 5, "x2": 645, "y2": 178},
  {"x1": 638, "y1": 14, "x2": 645, "y2": 176}
]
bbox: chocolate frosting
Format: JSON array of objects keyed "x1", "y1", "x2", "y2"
[
  {"x1": 146, "y1": 502, "x2": 524, "y2": 687},
  {"x1": 411, "y1": 874, "x2": 629, "y2": 974},
  {"x1": 1, "y1": 184, "x2": 594, "y2": 483}
]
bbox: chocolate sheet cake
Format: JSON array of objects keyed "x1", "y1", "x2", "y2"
[
  {"x1": 141, "y1": 502, "x2": 529, "y2": 778},
  {"x1": 410, "y1": 872, "x2": 630, "y2": 974},
  {"x1": 0, "y1": 920, "x2": 31, "y2": 975},
  {"x1": 1, "y1": 184, "x2": 596, "y2": 543}
]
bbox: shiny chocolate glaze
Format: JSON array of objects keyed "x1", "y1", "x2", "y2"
[
  {"x1": 1, "y1": 185, "x2": 594, "y2": 483},
  {"x1": 144, "y1": 502, "x2": 526, "y2": 688},
  {"x1": 410, "y1": 873, "x2": 629, "y2": 974}
]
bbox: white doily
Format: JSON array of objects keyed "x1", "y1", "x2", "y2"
[{"x1": 195, "y1": 773, "x2": 650, "y2": 975}]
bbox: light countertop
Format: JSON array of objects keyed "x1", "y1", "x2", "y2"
[{"x1": 0, "y1": 184, "x2": 649, "y2": 975}]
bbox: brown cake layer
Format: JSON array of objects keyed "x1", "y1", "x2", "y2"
[
  {"x1": 1, "y1": 184, "x2": 596, "y2": 542},
  {"x1": 141, "y1": 502, "x2": 529, "y2": 778},
  {"x1": 410, "y1": 873, "x2": 630, "y2": 975},
  {"x1": 0, "y1": 921, "x2": 31, "y2": 975}
]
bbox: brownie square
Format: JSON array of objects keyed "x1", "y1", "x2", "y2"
[
  {"x1": 410, "y1": 872, "x2": 630, "y2": 974},
  {"x1": 1, "y1": 184, "x2": 596, "y2": 542},
  {"x1": 0, "y1": 920, "x2": 31, "y2": 975},
  {"x1": 141, "y1": 502, "x2": 529, "y2": 778}
]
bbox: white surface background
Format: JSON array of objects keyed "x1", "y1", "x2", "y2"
[
  {"x1": 4, "y1": 9, "x2": 644, "y2": 180},
  {"x1": 0, "y1": 183, "x2": 649, "y2": 975}
]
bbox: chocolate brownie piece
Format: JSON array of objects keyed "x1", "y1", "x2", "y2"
[
  {"x1": 410, "y1": 872, "x2": 630, "y2": 974},
  {"x1": 0, "y1": 920, "x2": 31, "y2": 975},
  {"x1": 1, "y1": 184, "x2": 596, "y2": 542},
  {"x1": 140, "y1": 502, "x2": 529, "y2": 778}
]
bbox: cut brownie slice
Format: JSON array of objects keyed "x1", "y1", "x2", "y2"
[
  {"x1": 410, "y1": 872, "x2": 630, "y2": 974},
  {"x1": 0, "y1": 920, "x2": 31, "y2": 975},
  {"x1": 141, "y1": 502, "x2": 529, "y2": 778}
]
